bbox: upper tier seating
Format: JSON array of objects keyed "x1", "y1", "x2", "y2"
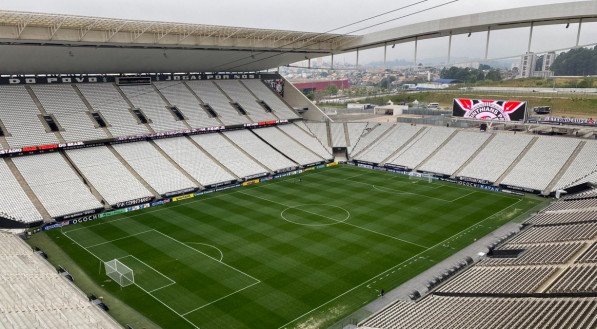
[
  {"x1": 330, "y1": 123, "x2": 347, "y2": 147},
  {"x1": 458, "y1": 133, "x2": 534, "y2": 182},
  {"x1": 185, "y1": 81, "x2": 250, "y2": 125},
  {"x1": 0, "y1": 85, "x2": 58, "y2": 148},
  {"x1": 501, "y1": 137, "x2": 580, "y2": 191},
  {"x1": 356, "y1": 124, "x2": 422, "y2": 164},
  {"x1": 215, "y1": 80, "x2": 276, "y2": 122},
  {"x1": 112, "y1": 141, "x2": 196, "y2": 195},
  {"x1": 253, "y1": 127, "x2": 323, "y2": 165},
  {"x1": 119, "y1": 84, "x2": 188, "y2": 132},
  {"x1": 12, "y1": 153, "x2": 102, "y2": 218},
  {"x1": 279, "y1": 123, "x2": 332, "y2": 159},
  {"x1": 154, "y1": 81, "x2": 221, "y2": 128},
  {"x1": 191, "y1": 133, "x2": 268, "y2": 178},
  {"x1": 66, "y1": 146, "x2": 153, "y2": 205},
  {"x1": 555, "y1": 141, "x2": 597, "y2": 190},
  {"x1": 240, "y1": 79, "x2": 299, "y2": 119},
  {"x1": 77, "y1": 83, "x2": 149, "y2": 137},
  {"x1": 388, "y1": 126, "x2": 454, "y2": 169},
  {"x1": 30, "y1": 85, "x2": 108, "y2": 143},
  {"x1": 346, "y1": 122, "x2": 368, "y2": 153},
  {"x1": 153, "y1": 137, "x2": 235, "y2": 187},
  {"x1": 305, "y1": 122, "x2": 330, "y2": 149},
  {"x1": 0, "y1": 233, "x2": 121, "y2": 329},
  {"x1": 418, "y1": 131, "x2": 491, "y2": 176},
  {"x1": 223, "y1": 129, "x2": 296, "y2": 172},
  {"x1": 350, "y1": 123, "x2": 393, "y2": 156},
  {"x1": 0, "y1": 159, "x2": 43, "y2": 223}
]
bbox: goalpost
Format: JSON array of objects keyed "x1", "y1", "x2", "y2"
[
  {"x1": 105, "y1": 259, "x2": 134, "y2": 287},
  {"x1": 409, "y1": 173, "x2": 434, "y2": 183}
]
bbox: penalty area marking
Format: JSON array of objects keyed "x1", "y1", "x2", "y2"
[
  {"x1": 184, "y1": 242, "x2": 224, "y2": 261},
  {"x1": 280, "y1": 204, "x2": 351, "y2": 227}
]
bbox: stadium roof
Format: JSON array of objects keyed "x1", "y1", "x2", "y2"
[{"x1": 0, "y1": 10, "x2": 359, "y2": 74}]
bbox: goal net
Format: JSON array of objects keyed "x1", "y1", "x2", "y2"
[
  {"x1": 105, "y1": 259, "x2": 134, "y2": 287},
  {"x1": 409, "y1": 173, "x2": 434, "y2": 183}
]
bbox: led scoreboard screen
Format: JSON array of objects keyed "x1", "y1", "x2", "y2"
[{"x1": 453, "y1": 98, "x2": 527, "y2": 122}]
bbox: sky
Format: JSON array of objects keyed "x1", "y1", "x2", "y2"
[{"x1": 0, "y1": 0, "x2": 594, "y2": 65}]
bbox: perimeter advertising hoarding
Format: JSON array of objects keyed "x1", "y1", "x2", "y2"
[{"x1": 453, "y1": 99, "x2": 526, "y2": 122}]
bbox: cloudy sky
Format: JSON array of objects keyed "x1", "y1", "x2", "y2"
[{"x1": 0, "y1": 0, "x2": 594, "y2": 65}]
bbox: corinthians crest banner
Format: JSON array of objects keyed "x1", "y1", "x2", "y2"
[{"x1": 452, "y1": 99, "x2": 527, "y2": 122}]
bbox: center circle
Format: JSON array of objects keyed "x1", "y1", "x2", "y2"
[{"x1": 280, "y1": 204, "x2": 350, "y2": 227}]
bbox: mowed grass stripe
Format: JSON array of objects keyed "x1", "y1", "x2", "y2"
[{"x1": 42, "y1": 165, "x2": 543, "y2": 329}]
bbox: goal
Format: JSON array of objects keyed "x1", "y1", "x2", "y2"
[
  {"x1": 105, "y1": 259, "x2": 134, "y2": 287},
  {"x1": 409, "y1": 173, "x2": 434, "y2": 183}
]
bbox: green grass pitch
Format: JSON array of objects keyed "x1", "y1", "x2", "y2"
[{"x1": 31, "y1": 165, "x2": 544, "y2": 329}]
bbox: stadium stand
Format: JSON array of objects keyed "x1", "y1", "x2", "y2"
[
  {"x1": 330, "y1": 122, "x2": 348, "y2": 147},
  {"x1": 215, "y1": 80, "x2": 277, "y2": 122},
  {"x1": 190, "y1": 133, "x2": 268, "y2": 178},
  {"x1": 253, "y1": 126, "x2": 324, "y2": 165},
  {"x1": 112, "y1": 141, "x2": 197, "y2": 195},
  {"x1": 305, "y1": 122, "x2": 330, "y2": 149},
  {"x1": 355, "y1": 124, "x2": 423, "y2": 164},
  {"x1": 153, "y1": 136, "x2": 236, "y2": 186},
  {"x1": 501, "y1": 137, "x2": 581, "y2": 191},
  {"x1": 387, "y1": 126, "x2": 455, "y2": 169},
  {"x1": 223, "y1": 129, "x2": 297, "y2": 172},
  {"x1": 350, "y1": 123, "x2": 393, "y2": 156},
  {"x1": 418, "y1": 131, "x2": 492, "y2": 176},
  {"x1": 0, "y1": 232, "x2": 121, "y2": 329},
  {"x1": 458, "y1": 133, "x2": 535, "y2": 183},
  {"x1": 240, "y1": 79, "x2": 299, "y2": 119},
  {"x1": 279, "y1": 123, "x2": 332, "y2": 159},
  {"x1": 0, "y1": 85, "x2": 59, "y2": 148},
  {"x1": 478, "y1": 242, "x2": 585, "y2": 266},
  {"x1": 30, "y1": 85, "x2": 108, "y2": 143},
  {"x1": 12, "y1": 153, "x2": 103, "y2": 218},
  {"x1": 555, "y1": 141, "x2": 597, "y2": 190},
  {"x1": 154, "y1": 81, "x2": 222, "y2": 128},
  {"x1": 185, "y1": 81, "x2": 251, "y2": 125},
  {"x1": 65, "y1": 146, "x2": 154, "y2": 206},
  {"x1": 77, "y1": 83, "x2": 149, "y2": 137},
  {"x1": 120, "y1": 84, "x2": 188, "y2": 132},
  {"x1": 0, "y1": 159, "x2": 43, "y2": 223},
  {"x1": 345, "y1": 122, "x2": 371, "y2": 154}
]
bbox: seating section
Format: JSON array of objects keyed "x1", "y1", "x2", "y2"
[
  {"x1": 185, "y1": 81, "x2": 250, "y2": 125},
  {"x1": 419, "y1": 131, "x2": 491, "y2": 176},
  {"x1": 120, "y1": 84, "x2": 187, "y2": 132},
  {"x1": 66, "y1": 146, "x2": 153, "y2": 206},
  {"x1": 0, "y1": 85, "x2": 58, "y2": 148},
  {"x1": 154, "y1": 81, "x2": 221, "y2": 128},
  {"x1": 548, "y1": 265, "x2": 597, "y2": 293},
  {"x1": 77, "y1": 83, "x2": 149, "y2": 137},
  {"x1": 153, "y1": 137, "x2": 236, "y2": 186},
  {"x1": 305, "y1": 122, "x2": 330, "y2": 150},
  {"x1": 215, "y1": 80, "x2": 276, "y2": 122},
  {"x1": 508, "y1": 223, "x2": 597, "y2": 244},
  {"x1": 501, "y1": 137, "x2": 580, "y2": 191},
  {"x1": 388, "y1": 126, "x2": 454, "y2": 169},
  {"x1": 31, "y1": 85, "x2": 107, "y2": 142},
  {"x1": 356, "y1": 124, "x2": 422, "y2": 164},
  {"x1": 350, "y1": 123, "x2": 393, "y2": 156},
  {"x1": 578, "y1": 243, "x2": 597, "y2": 263},
  {"x1": 527, "y1": 211, "x2": 597, "y2": 226},
  {"x1": 112, "y1": 141, "x2": 196, "y2": 195},
  {"x1": 224, "y1": 130, "x2": 296, "y2": 172},
  {"x1": 0, "y1": 159, "x2": 43, "y2": 223},
  {"x1": 241, "y1": 79, "x2": 299, "y2": 119},
  {"x1": 191, "y1": 133, "x2": 267, "y2": 178},
  {"x1": 0, "y1": 233, "x2": 121, "y2": 329},
  {"x1": 279, "y1": 123, "x2": 332, "y2": 159},
  {"x1": 359, "y1": 295, "x2": 597, "y2": 329},
  {"x1": 478, "y1": 243, "x2": 584, "y2": 266},
  {"x1": 330, "y1": 123, "x2": 347, "y2": 147},
  {"x1": 458, "y1": 133, "x2": 534, "y2": 182},
  {"x1": 253, "y1": 127, "x2": 323, "y2": 165},
  {"x1": 555, "y1": 141, "x2": 597, "y2": 190},
  {"x1": 543, "y1": 199, "x2": 597, "y2": 212},
  {"x1": 12, "y1": 153, "x2": 102, "y2": 218}
]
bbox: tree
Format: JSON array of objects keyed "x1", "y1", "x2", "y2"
[
  {"x1": 550, "y1": 46, "x2": 597, "y2": 76},
  {"x1": 325, "y1": 84, "x2": 339, "y2": 95}
]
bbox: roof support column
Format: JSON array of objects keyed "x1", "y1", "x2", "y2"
[
  {"x1": 484, "y1": 27, "x2": 491, "y2": 59},
  {"x1": 356, "y1": 48, "x2": 360, "y2": 69},
  {"x1": 383, "y1": 42, "x2": 387, "y2": 68},
  {"x1": 331, "y1": 53, "x2": 334, "y2": 70},
  {"x1": 447, "y1": 32, "x2": 452, "y2": 64},
  {"x1": 414, "y1": 37, "x2": 418, "y2": 65},
  {"x1": 575, "y1": 18, "x2": 583, "y2": 47},
  {"x1": 527, "y1": 22, "x2": 534, "y2": 52}
]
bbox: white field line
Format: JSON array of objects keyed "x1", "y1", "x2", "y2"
[
  {"x1": 184, "y1": 242, "x2": 224, "y2": 261},
  {"x1": 82, "y1": 230, "x2": 154, "y2": 249},
  {"x1": 118, "y1": 254, "x2": 176, "y2": 285},
  {"x1": 276, "y1": 197, "x2": 525, "y2": 329},
  {"x1": 149, "y1": 281, "x2": 176, "y2": 293},
  {"x1": 238, "y1": 190, "x2": 428, "y2": 250},
  {"x1": 449, "y1": 191, "x2": 477, "y2": 203},
  {"x1": 60, "y1": 229, "x2": 201, "y2": 329},
  {"x1": 182, "y1": 281, "x2": 261, "y2": 316},
  {"x1": 150, "y1": 229, "x2": 261, "y2": 284},
  {"x1": 371, "y1": 184, "x2": 452, "y2": 202}
]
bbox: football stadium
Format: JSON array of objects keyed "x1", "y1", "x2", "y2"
[{"x1": 0, "y1": 1, "x2": 596, "y2": 329}]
